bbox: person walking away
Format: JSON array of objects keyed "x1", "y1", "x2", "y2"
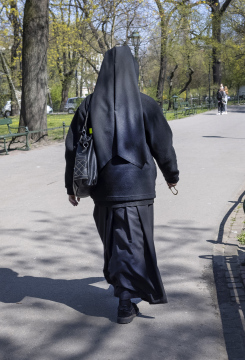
[
  {"x1": 65, "y1": 45, "x2": 179, "y2": 324},
  {"x1": 224, "y1": 86, "x2": 228, "y2": 114},
  {"x1": 217, "y1": 85, "x2": 225, "y2": 115}
]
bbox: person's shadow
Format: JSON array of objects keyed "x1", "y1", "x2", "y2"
[
  {"x1": 0, "y1": 268, "x2": 117, "y2": 322},
  {"x1": 0, "y1": 268, "x2": 147, "y2": 323}
]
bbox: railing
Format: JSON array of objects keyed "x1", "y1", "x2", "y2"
[{"x1": 27, "y1": 121, "x2": 69, "y2": 139}]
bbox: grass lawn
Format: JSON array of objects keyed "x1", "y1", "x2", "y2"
[
  {"x1": 0, "y1": 113, "x2": 73, "y2": 139},
  {"x1": 165, "y1": 106, "x2": 214, "y2": 121}
]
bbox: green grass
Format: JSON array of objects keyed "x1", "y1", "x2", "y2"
[
  {"x1": 0, "y1": 106, "x2": 214, "y2": 143},
  {"x1": 0, "y1": 114, "x2": 73, "y2": 140},
  {"x1": 237, "y1": 231, "x2": 245, "y2": 245},
  {"x1": 165, "y1": 107, "x2": 214, "y2": 121}
]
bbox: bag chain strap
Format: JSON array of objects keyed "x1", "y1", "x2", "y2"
[{"x1": 170, "y1": 186, "x2": 178, "y2": 195}]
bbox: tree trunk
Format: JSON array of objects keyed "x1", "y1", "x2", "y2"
[
  {"x1": 155, "y1": 0, "x2": 168, "y2": 107},
  {"x1": 211, "y1": 2, "x2": 221, "y2": 87},
  {"x1": 157, "y1": 44, "x2": 167, "y2": 107},
  {"x1": 167, "y1": 64, "x2": 178, "y2": 110},
  {"x1": 9, "y1": 0, "x2": 21, "y2": 116},
  {"x1": 19, "y1": 0, "x2": 49, "y2": 140},
  {"x1": 59, "y1": 75, "x2": 73, "y2": 111},
  {"x1": 209, "y1": 0, "x2": 233, "y2": 88},
  {"x1": 156, "y1": 23, "x2": 168, "y2": 107},
  {"x1": 178, "y1": 67, "x2": 194, "y2": 96}
]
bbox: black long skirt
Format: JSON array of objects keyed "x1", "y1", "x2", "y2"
[{"x1": 93, "y1": 204, "x2": 167, "y2": 304}]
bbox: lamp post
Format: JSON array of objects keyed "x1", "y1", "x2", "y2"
[
  {"x1": 206, "y1": 47, "x2": 212, "y2": 109},
  {"x1": 131, "y1": 31, "x2": 140, "y2": 62},
  {"x1": 172, "y1": 94, "x2": 178, "y2": 109},
  {"x1": 208, "y1": 58, "x2": 211, "y2": 109}
]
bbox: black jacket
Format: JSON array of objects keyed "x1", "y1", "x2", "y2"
[
  {"x1": 217, "y1": 90, "x2": 226, "y2": 102},
  {"x1": 65, "y1": 93, "x2": 179, "y2": 202}
]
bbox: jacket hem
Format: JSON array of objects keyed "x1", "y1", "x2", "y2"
[{"x1": 91, "y1": 192, "x2": 156, "y2": 202}]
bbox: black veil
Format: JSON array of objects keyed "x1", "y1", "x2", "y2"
[{"x1": 89, "y1": 45, "x2": 148, "y2": 171}]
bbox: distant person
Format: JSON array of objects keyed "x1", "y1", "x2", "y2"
[
  {"x1": 65, "y1": 45, "x2": 179, "y2": 324},
  {"x1": 224, "y1": 86, "x2": 228, "y2": 114},
  {"x1": 217, "y1": 85, "x2": 226, "y2": 115}
]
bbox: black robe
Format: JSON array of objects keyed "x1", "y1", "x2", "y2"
[
  {"x1": 65, "y1": 45, "x2": 179, "y2": 304},
  {"x1": 93, "y1": 203, "x2": 167, "y2": 304}
]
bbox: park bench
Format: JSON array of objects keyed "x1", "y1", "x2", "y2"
[
  {"x1": 162, "y1": 107, "x2": 168, "y2": 118},
  {"x1": 173, "y1": 103, "x2": 184, "y2": 119},
  {"x1": 181, "y1": 101, "x2": 196, "y2": 116},
  {"x1": 0, "y1": 118, "x2": 29, "y2": 155}
]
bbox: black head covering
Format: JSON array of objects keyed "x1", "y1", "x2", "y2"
[{"x1": 90, "y1": 45, "x2": 148, "y2": 170}]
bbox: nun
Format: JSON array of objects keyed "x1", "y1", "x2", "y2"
[{"x1": 65, "y1": 45, "x2": 179, "y2": 324}]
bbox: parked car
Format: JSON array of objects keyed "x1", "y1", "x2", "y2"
[
  {"x1": 64, "y1": 97, "x2": 84, "y2": 114},
  {"x1": 1, "y1": 100, "x2": 53, "y2": 117},
  {"x1": 47, "y1": 105, "x2": 53, "y2": 114},
  {"x1": 1, "y1": 100, "x2": 16, "y2": 117}
]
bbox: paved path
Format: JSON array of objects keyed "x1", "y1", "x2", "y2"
[{"x1": 0, "y1": 106, "x2": 245, "y2": 360}]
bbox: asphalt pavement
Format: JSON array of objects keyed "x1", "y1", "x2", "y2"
[{"x1": 0, "y1": 105, "x2": 245, "y2": 360}]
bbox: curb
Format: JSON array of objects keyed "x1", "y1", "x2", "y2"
[
  {"x1": 213, "y1": 191, "x2": 245, "y2": 359},
  {"x1": 228, "y1": 197, "x2": 245, "y2": 288},
  {"x1": 222, "y1": 196, "x2": 245, "y2": 300}
]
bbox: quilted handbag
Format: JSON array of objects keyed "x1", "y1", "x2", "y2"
[{"x1": 73, "y1": 98, "x2": 98, "y2": 198}]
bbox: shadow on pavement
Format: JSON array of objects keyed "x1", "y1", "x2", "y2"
[
  {"x1": 0, "y1": 269, "x2": 114, "y2": 320},
  {"x1": 203, "y1": 136, "x2": 245, "y2": 140},
  {"x1": 0, "y1": 210, "x2": 226, "y2": 360}
]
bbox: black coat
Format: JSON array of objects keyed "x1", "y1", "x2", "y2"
[{"x1": 65, "y1": 92, "x2": 179, "y2": 202}]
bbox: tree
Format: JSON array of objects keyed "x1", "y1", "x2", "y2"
[
  {"x1": 205, "y1": 0, "x2": 233, "y2": 86},
  {"x1": 0, "y1": 0, "x2": 22, "y2": 115},
  {"x1": 153, "y1": 0, "x2": 192, "y2": 106},
  {"x1": 19, "y1": 0, "x2": 49, "y2": 139},
  {"x1": 8, "y1": 0, "x2": 22, "y2": 115},
  {"x1": 49, "y1": 0, "x2": 85, "y2": 111},
  {"x1": 0, "y1": 50, "x2": 20, "y2": 111}
]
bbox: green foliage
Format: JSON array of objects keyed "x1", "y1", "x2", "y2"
[
  {"x1": 50, "y1": 82, "x2": 62, "y2": 112},
  {"x1": 142, "y1": 86, "x2": 158, "y2": 101},
  {"x1": 1, "y1": 0, "x2": 245, "y2": 114},
  {"x1": 237, "y1": 231, "x2": 245, "y2": 245},
  {"x1": 0, "y1": 114, "x2": 73, "y2": 140}
]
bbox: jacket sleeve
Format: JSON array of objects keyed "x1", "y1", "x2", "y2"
[
  {"x1": 143, "y1": 96, "x2": 179, "y2": 184},
  {"x1": 65, "y1": 96, "x2": 90, "y2": 195}
]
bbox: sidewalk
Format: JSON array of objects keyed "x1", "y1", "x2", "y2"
[
  {"x1": 213, "y1": 191, "x2": 245, "y2": 359},
  {"x1": 1, "y1": 106, "x2": 245, "y2": 359}
]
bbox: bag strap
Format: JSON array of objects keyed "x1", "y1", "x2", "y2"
[{"x1": 83, "y1": 94, "x2": 93, "y2": 131}]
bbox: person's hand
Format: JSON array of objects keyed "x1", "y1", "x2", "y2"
[
  {"x1": 167, "y1": 182, "x2": 177, "y2": 188},
  {"x1": 68, "y1": 195, "x2": 80, "y2": 206}
]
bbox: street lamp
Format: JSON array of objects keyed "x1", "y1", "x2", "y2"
[
  {"x1": 131, "y1": 31, "x2": 140, "y2": 62},
  {"x1": 205, "y1": 46, "x2": 212, "y2": 109},
  {"x1": 172, "y1": 94, "x2": 178, "y2": 109},
  {"x1": 208, "y1": 56, "x2": 211, "y2": 109}
]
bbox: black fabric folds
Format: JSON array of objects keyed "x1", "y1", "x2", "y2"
[
  {"x1": 93, "y1": 203, "x2": 167, "y2": 304},
  {"x1": 90, "y1": 45, "x2": 148, "y2": 171}
]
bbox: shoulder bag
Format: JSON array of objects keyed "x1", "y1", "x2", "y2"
[{"x1": 73, "y1": 97, "x2": 98, "y2": 198}]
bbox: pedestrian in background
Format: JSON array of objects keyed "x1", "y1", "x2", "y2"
[
  {"x1": 224, "y1": 86, "x2": 228, "y2": 114},
  {"x1": 65, "y1": 45, "x2": 179, "y2": 324},
  {"x1": 217, "y1": 85, "x2": 226, "y2": 115}
]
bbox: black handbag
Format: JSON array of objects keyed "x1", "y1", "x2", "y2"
[{"x1": 73, "y1": 99, "x2": 98, "y2": 198}]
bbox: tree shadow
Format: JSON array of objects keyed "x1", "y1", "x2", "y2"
[
  {"x1": 0, "y1": 209, "x2": 229, "y2": 360},
  {"x1": 203, "y1": 136, "x2": 245, "y2": 140}
]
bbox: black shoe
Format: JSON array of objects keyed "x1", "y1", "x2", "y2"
[{"x1": 117, "y1": 303, "x2": 139, "y2": 324}]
